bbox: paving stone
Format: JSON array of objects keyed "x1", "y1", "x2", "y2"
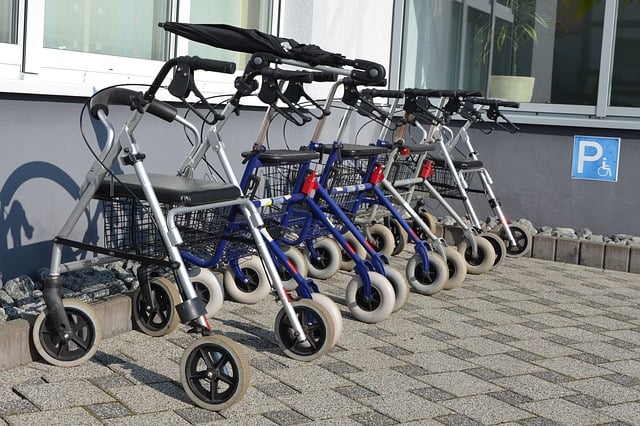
[
  {"x1": 359, "y1": 391, "x2": 451, "y2": 423},
  {"x1": 5, "y1": 407, "x2": 102, "y2": 425},
  {"x1": 108, "y1": 382, "x2": 191, "y2": 414},
  {"x1": 519, "y1": 399, "x2": 615, "y2": 425},
  {"x1": 534, "y1": 356, "x2": 611, "y2": 379},
  {"x1": 85, "y1": 402, "x2": 133, "y2": 419},
  {"x1": 412, "y1": 385, "x2": 456, "y2": 402},
  {"x1": 441, "y1": 395, "x2": 532, "y2": 424},
  {"x1": 13, "y1": 379, "x2": 114, "y2": 410},
  {"x1": 470, "y1": 353, "x2": 544, "y2": 376},
  {"x1": 419, "y1": 371, "x2": 503, "y2": 397},
  {"x1": 278, "y1": 389, "x2": 369, "y2": 421},
  {"x1": 174, "y1": 406, "x2": 224, "y2": 424},
  {"x1": 264, "y1": 364, "x2": 351, "y2": 393},
  {"x1": 449, "y1": 336, "x2": 514, "y2": 356},
  {"x1": 0, "y1": 398, "x2": 39, "y2": 417},
  {"x1": 345, "y1": 368, "x2": 425, "y2": 395},
  {"x1": 101, "y1": 410, "x2": 191, "y2": 425},
  {"x1": 492, "y1": 374, "x2": 576, "y2": 400},
  {"x1": 508, "y1": 338, "x2": 580, "y2": 358},
  {"x1": 564, "y1": 377, "x2": 640, "y2": 404},
  {"x1": 262, "y1": 409, "x2": 311, "y2": 425},
  {"x1": 600, "y1": 359, "x2": 640, "y2": 380},
  {"x1": 598, "y1": 401, "x2": 640, "y2": 425},
  {"x1": 435, "y1": 413, "x2": 484, "y2": 425}
]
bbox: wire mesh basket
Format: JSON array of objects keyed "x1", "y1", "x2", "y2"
[{"x1": 425, "y1": 164, "x2": 471, "y2": 199}]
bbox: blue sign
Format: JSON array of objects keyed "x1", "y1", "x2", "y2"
[{"x1": 571, "y1": 135, "x2": 621, "y2": 182}]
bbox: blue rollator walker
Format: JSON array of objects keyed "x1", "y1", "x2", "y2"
[{"x1": 306, "y1": 80, "x2": 455, "y2": 295}]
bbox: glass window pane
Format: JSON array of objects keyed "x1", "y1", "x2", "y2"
[
  {"x1": 551, "y1": 1, "x2": 604, "y2": 104},
  {"x1": 188, "y1": 0, "x2": 273, "y2": 67},
  {"x1": 401, "y1": 0, "x2": 462, "y2": 89},
  {"x1": 0, "y1": 0, "x2": 18, "y2": 44},
  {"x1": 43, "y1": 0, "x2": 170, "y2": 60},
  {"x1": 611, "y1": 1, "x2": 640, "y2": 107}
]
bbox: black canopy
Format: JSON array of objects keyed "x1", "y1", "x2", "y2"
[{"x1": 160, "y1": 22, "x2": 348, "y2": 67}]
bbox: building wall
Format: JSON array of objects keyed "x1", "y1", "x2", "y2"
[{"x1": 1, "y1": 95, "x2": 639, "y2": 281}]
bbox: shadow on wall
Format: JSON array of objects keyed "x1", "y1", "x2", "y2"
[{"x1": 1, "y1": 161, "x2": 101, "y2": 281}]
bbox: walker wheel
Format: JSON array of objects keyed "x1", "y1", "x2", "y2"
[
  {"x1": 345, "y1": 272, "x2": 395, "y2": 323},
  {"x1": 180, "y1": 335, "x2": 250, "y2": 411},
  {"x1": 223, "y1": 256, "x2": 270, "y2": 304},
  {"x1": 32, "y1": 298, "x2": 103, "y2": 367},
  {"x1": 304, "y1": 238, "x2": 342, "y2": 280},
  {"x1": 132, "y1": 276, "x2": 181, "y2": 337},
  {"x1": 387, "y1": 217, "x2": 408, "y2": 255},
  {"x1": 481, "y1": 232, "x2": 507, "y2": 269},
  {"x1": 406, "y1": 252, "x2": 448, "y2": 295},
  {"x1": 365, "y1": 223, "x2": 395, "y2": 258},
  {"x1": 274, "y1": 298, "x2": 336, "y2": 361},
  {"x1": 497, "y1": 223, "x2": 532, "y2": 257}
]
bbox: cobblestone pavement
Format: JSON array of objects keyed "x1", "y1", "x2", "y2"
[{"x1": 1, "y1": 252, "x2": 640, "y2": 425}]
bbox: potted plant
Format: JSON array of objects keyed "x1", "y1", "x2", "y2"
[{"x1": 474, "y1": 0, "x2": 550, "y2": 102}]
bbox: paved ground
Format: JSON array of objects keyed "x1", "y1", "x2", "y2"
[{"x1": 1, "y1": 251, "x2": 640, "y2": 425}]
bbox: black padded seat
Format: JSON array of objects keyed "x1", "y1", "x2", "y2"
[
  {"x1": 241, "y1": 149, "x2": 320, "y2": 164},
  {"x1": 320, "y1": 143, "x2": 389, "y2": 157},
  {"x1": 427, "y1": 154, "x2": 484, "y2": 170},
  {"x1": 95, "y1": 173, "x2": 241, "y2": 206}
]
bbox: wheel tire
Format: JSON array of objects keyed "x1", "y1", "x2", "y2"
[
  {"x1": 481, "y1": 232, "x2": 507, "y2": 269},
  {"x1": 345, "y1": 272, "x2": 395, "y2": 323},
  {"x1": 497, "y1": 223, "x2": 532, "y2": 257},
  {"x1": 365, "y1": 223, "x2": 395, "y2": 258},
  {"x1": 133, "y1": 276, "x2": 181, "y2": 337},
  {"x1": 180, "y1": 335, "x2": 250, "y2": 411},
  {"x1": 388, "y1": 217, "x2": 408, "y2": 256},
  {"x1": 310, "y1": 293, "x2": 343, "y2": 347},
  {"x1": 278, "y1": 246, "x2": 308, "y2": 291},
  {"x1": 340, "y1": 232, "x2": 367, "y2": 272},
  {"x1": 304, "y1": 238, "x2": 342, "y2": 280},
  {"x1": 443, "y1": 247, "x2": 467, "y2": 290},
  {"x1": 384, "y1": 266, "x2": 410, "y2": 312},
  {"x1": 274, "y1": 298, "x2": 335, "y2": 361},
  {"x1": 413, "y1": 209, "x2": 438, "y2": 240},
  {"x1": 189, "y1": 268, "x2": 225, "y2": 318},
  {"x1": 223, "y1": 256, "x2": 271, "y2": 304},
  {"x1": 406, "y1": 252, "x2": 448, "y2": 295},
  {"x1": 33, "y1": 299, "x2": 103, "y2": 367},
  {"x1": 457, "y1": 236, "x2": 496, "y2": 275}
]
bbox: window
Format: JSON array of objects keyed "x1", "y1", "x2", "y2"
[
  {"x1": 396, "y1": 0, "x2": 640, "y2": 128},
  {"x1": 1, "y1": 0, "x2": 274, "y2": 96}
]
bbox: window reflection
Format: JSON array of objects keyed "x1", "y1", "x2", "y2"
[
  {"x1": 611, "y1": 1, "x2": 640, "y2": 107},
  {"x1": 43, "y1": 0, "x2": 170, "y2": 60}
]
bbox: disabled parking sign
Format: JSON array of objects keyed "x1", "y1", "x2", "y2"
[{"x1": 571, "y1": 135, "x2": 621, "y2": 182}]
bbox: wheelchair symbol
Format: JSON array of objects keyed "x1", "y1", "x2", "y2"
[{"x1": 597, "y1": 157, "x2": 612, "y2": 177}]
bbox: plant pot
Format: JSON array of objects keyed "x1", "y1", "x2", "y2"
[{"x1": 488, "y1": 75, "x2": 535, "y2": 102}]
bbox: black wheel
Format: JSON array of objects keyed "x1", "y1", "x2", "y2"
[
  {"x1": 304, "y1": 238, "x2": 342, "y2": 280},
  {"x1": 32, "y1": 299, "x2": 103, "y2": 367},
  {"x1": 497, "y1": 223, "x2": 532, "y2": 257},
  {"x1": 412, "y1": 209, "x2": 438, "y2": 241},
  {"x1": 339, "y1": 232, "x2": 367, "y2": 271},
  {"x1": 406, "y1": 253, "x2": 448, "y2": 295},
  {"x1": 274, "y1": 299, "x2": 336, "y2": 361},
  {"x1": 278, "y1": 246, "x2": 308, "y2": 291},
  {"x1": 481, "y1": 232, "x2": 507, "y2": 269},
  {"x1": 132, "y1": 276, "x2": 181, "y2": 337},
  {"x1": 388, "y1": 217, "x2": 408, "y2": 255},
  {"x1": 180, "y1": 335, "x2": 250, "y2": 411}
]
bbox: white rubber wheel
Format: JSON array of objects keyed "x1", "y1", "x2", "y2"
[
  {"x1": 340, "y1": 232, "x2": 367, "y2": 271},
  {"x1": 457, "y1": 236, "x2": 496, "y2": 275},
  {"x1": 365, "y1": 223, "x2": 395, "y2": 258},
  {"x1": 496, "y1": 223, "x2": 533, "y2": 258},
  {"x1": 406, "y1": 252, "x2": 448, "y2": 295},
  {"x1": 189, "y1": 268, "x2": 225, "y2": 317},
  {"x1": 33, "y1": 298, "x2": 103, "y2": 367},
  {"x1": 223, "y1": 256, "x2": 271, "y2": 304},
  {"x1": 310, "y1": 293, "x2": 343, "y2": 347},
  {"x1": 279, "y1": 246, "x2": 308, "y2": 291},
  {"x1": 443, "y1": 247, "x2": 468, "y2": 290},
  {"x1": 274, "y1": 298, "x2": 336, "y2": 361},
  {"x1": 481, "y1": 232, "x2": 507, "y2": 269},
  {"x1": 132, "y1": 277, "x2": 181, "y2": 337},
  {"x1": 180, "y1": 335, "x2": 250, "y2": 411},
  {"x1": 413, "y1": 208, "x2": 438, "y2": 240},
  {"x1": 345, "y1": 272, "x2": 395, "y2": 323},
  {"x1": 304, "y1": 238, "x2": 342, "y2": 280},
  {"x1": 384, "y1": 265, "x2": 410, "y2": 312}
]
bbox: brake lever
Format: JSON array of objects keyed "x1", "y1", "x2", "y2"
[
  {"x1": 487, "y1": 104, "x2": 519, "y2": 134},
  {"x1": 258, "y1": 76, "x2": 311, "y2": 126},
  {"x1": 283, "y1": 82, "x2": 330, "y2": 120}
]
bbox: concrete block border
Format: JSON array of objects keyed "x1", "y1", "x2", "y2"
[{"x1": 0, "y1": 294, "x2": 132, "y2": 372}]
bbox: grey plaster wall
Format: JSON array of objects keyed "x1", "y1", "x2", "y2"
[{"x1": 1, "y1": 95, "x2": 639, "y2": 280}]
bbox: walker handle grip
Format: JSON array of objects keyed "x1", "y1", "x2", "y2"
[{"x1": 90, "y1": 88, "x2": 178, "y2": 122}]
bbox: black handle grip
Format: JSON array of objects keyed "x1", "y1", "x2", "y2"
[
  {"x1": 260, "y1": 68, "x2": 315, "y2": 83},
  {"x1": 90, "y1": 88, "x2": 177, "y2": 122},
  {"x1": 404, "y1": 88, "x2": 481, "y2": 98},
  {"x1": 361, "y1": 88, "x2": 404, "y2": 99},
  {"x1": 190, "y1": 56, "x2": 236, "y2": 74},
  {"x1": 312, "y1": 71, "x2": 339, "y2": 82}
]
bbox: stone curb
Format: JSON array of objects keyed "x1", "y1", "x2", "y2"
[
  {"x1": 0, "y1": 294, "x2": 132, "y2": 372},
  {"x1": 531, "y1": 234, "x2": 640, "y2": 273}
]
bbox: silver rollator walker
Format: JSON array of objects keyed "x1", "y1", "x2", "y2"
[{"x1": 33, "y1": 56, "x2": 318, "y2": 411}]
